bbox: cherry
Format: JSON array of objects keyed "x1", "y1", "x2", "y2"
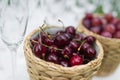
[
  {"x1": 46, "y1": 53, "x2": 59, "y2": 64},
  {"x1": 113, "y1": 31, "x2": 120, "y2": 38},
  {"x1": 84, "y1": 36, "x2": 96, "y2": 44},
  {"x1": 85, "y1": 47, "x2": 96, "y2": 59},
  {"x1": 82, "y1": 18, "x2": 91, "y2": 29},
  {"x1": 30, "y1": 37, "x2": 39, "y2": 46},
  {"x1": 62, "y1": 46, "x2": 73, "y2": 58},
  {"x1": 74, "y1": 33, "x2": 84, "y2": 41},
  {"x1": 100, "y1": 31, "x2": 112, "y2": 38},
  {"x1": 69, "y1": 41, "x2": 80, "y2": 52},
  {"x1": 65, "y1": 26, "x2": 76, "y2": 35},
  {"x1": 90, "y1": 26, "x2": 102, "y2": 34},
  {"x1": 63, "y1": 33, "x2": 72, "y2": 41},
  {"x1": 40, "y1": 32, "x2": 48, "y2": 43},
  {"x1": 33, "y1": 44, "x2": 47, "y2": 59},
  {"x1": 85, "y1": 13, "x2": 93, "y2": 20},
  {"x1": 48, "y1": 45, "x2": 58, "y2": 54},
  {"x1": 70, "y1": 55, "x2": 83, "y2": 66},
  {"x1": 60, "y1": 60, "x2": 69, "y2": 67},
  {"x1": 101, "y1": 18, "x2": 107, "y2": 25},
  {"x1": 54, "y1": 34, "x2": 69, "y2": 48},
  {"x1": 91, "y1": 17, "x2": 102, "y2": 26},
  {"x1": 116, "y1": 23, "x2": 120, "y2": 31},
  {"x1": 104, "y1": 24, "x2": 116, "y2": 34},
  {"x1": 80, "y1": 42, "x2": 90, "y2": 53},
  {"x1": 104, "y1": 13, "x2": 113, "y2": 23},
  {"x1": 44, "y1": 38, "x2": 54, "y2": 46},
  {"x1": 111, "y1": 18, "x2": 119, "y2": 26},
  {"x1": 56, "y1": 30, "x2": 65, "y2": 35}
]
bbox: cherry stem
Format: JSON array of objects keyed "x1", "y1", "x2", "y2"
[
  {"x1": 58, "y1": 19, "x2": 65, "y2": 28},
  {"x1": 31, "y1": 39, "x2": 62, "y2": 51},
  {"x1": 77, "y1": 40, "x2": 86, "y2": 51}
]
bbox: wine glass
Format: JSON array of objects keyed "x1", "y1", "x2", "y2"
[{"x1": 0, "y1": 0, "x2": 29, "y2": 80}]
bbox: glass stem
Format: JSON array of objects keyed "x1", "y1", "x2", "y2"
[{"x1": 10, "y1": 49, "x2": 17, "y2": 80}]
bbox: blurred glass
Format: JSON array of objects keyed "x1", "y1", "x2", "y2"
[{"x1": 0, "y1": 0, "x2": 29, "y2": 80}]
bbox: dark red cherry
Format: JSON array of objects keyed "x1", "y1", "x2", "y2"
[
  {"x1": 110, "y1": 18, "x2": 119, "y2": 26},
  {"x1": 30, "y1": 37, "x2": 39, "y2": 46},
  {"x1": 46, "y1": 53, "x2": 59, "y2": 64},
  {"x1": 40, "y1": 32, "x2": 48, "y2": 43},
  {"x1": 101, "y1": 18, "x2": 107, "y2": 25},
  {"x1": 85, "y1": 47, "x2": 96, "y2": 59},
  {"x1": 104, "y1": 13, "x2": 113, "y2": 23},
  {"x1": 60, "y1": 60, "x2": 69, "y2": 67},
  {"x1": 80, "y1": 42, "x2": 90, "y2": 52},
  {"x1": 82, "y1": 18, "x2": 91, "y2": 29},
  {"x1": 113, "y1": 31, "x2": 120, "y2": 38},
  {"x1": 54, "y1": 34, "x2": 69, "y2": 48},
  {"x1": 65, "y1": 26, "x2": 76, "y2": 35},
  {"x1": 104, "y1": 24, "x2": 116, "y2": 34},
  {"x1": 116, "y1": 23, "x2": 120, "y2": 31},
  {"x1": 85, "y1": 13, "x2": 93, "y2": 20},
  {"x1": 91, "y1": 17, "x2": 102, "y2": 26},
  {"x1": 74, "y1": 33, "x2": 84, "y2": 41},
  {"x1": 56, "y1": 30, "x2": 65, "y2": 35},
  {"x1": 62, "y1": 46, "x2": 73, "y2": 58},
  {"x1": 70, "y1": 55, "x2": 83, "y2": 66},
  {"x1": 100, "y1": 31, "x2": 112, "y2": 38},
  {"x1": 90, "y1": 26, "x2": 102, "y2": 34},
  {"x1": 63, "y1": 33, "x2": 72, "y2": 41},
  {"x1": 84, "y1": 36, "x2": 96, "y2": 44},
  {"x1": 69, "y1": 41, "x2": 80, "y2": 52},
  {"x1": 44, "y1": 38, "x2": 54, "y2": 46},
  {"x1": 33, "y1": 44, "x2": 47, "y2": 59},
  {"x1": 48, "y1": 45, "x2": 58, "y2": 54}
]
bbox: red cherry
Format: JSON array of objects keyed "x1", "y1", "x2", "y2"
[
  {"x1": 56, "y1": 30, "x2": 65, "y2": 35},
  {"x1": 116, "y1": 23, "x2": 120, "y2": 31},
  {"x1": 70, "y1": 55, "x2": 83, "y2": 66},
  {"x1": 84, "y1": 36, "x2": 96, "y2": 44},
  {"x1": 104, "y1": 13, "x2": 113, "y2": 23},
  {"x1": 30, "y1": 37, "x2": 39, "y2": 46},
  {"x1": 44, "y1": 38, "x2": 54, "y2": 46},
  {"x1": 80, "y1": 42, "x2": 90, "y2": 53},
  {"x1": 110, "y1": 18, "x2": 119, "y2": 26},
  {"x1": 91, "y1": 17, "x2": 102, "y2": 26},
  {"x1": 74, "y1": 33, "x2": 84, "y2": 41},
  {"x1": 85, "y1": 47, "x2": 96, "y2": 59},
  {"x1": 54, "y1": 34, "x2": 69, "y2": 48},
  {"x1": 104, "y1": 24, "x2": 116, "y2": 34},
  {"x1": 33, "y1": 44, "x2": 47, "y2": 59},
  {"x1": 85, "y1": 13, "x2": 93, "y2": 20},
  {"x1": 113, "y1": 31, "x2": 120, "y2": 38},
  {"x1": 46, "y1": 53, "x2": 59, "y2": 64},
  {"x1": 62, "y1": 46, "x2": 73, "y2": 58},
  {"x1": 82, "y1": 18, "x2": 91, "y2": 29},
  {"x1": 60, "y1": 60, "x2": 69, "y2": 67},
  {"x1": 69, "y1": 41, "x2": 80, "y2": 52},
  {"x1": 90, "y1": 26, "x2": 102, "y2": 34},
  {"x1": 100, "y1": 31, "x2": 112, "y2": 38},
  {"x1": 65, "y1": 26, "x2": 76, "y2": 35},
  {"x1": 101, "y1": 18, "x2": 107, "y2": 25}
]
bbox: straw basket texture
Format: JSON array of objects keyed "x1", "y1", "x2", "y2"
[
  {"x1": 24, "y1": 26, "x2": 103, "y2": 80},
  {"x1": 78, "y1": 18, "x2": 120, "y2": 76}
]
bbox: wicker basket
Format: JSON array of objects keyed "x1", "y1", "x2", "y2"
[
  {"x1": 24, "y1": 26, "x2": 103, "y2": 80},
  {"x1": 78, "y1": 19, "x2": 120, "y2": 76}
]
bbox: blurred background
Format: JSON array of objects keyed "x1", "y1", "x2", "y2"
[{"x1": 0, "y1": 0, "x2": 120, "y2": 80}]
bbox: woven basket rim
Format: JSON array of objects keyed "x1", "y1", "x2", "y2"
[
  {"x1": 78, "y1": 20, "x2": 120, "y2": 43},
  {"x1": 24, "y1": 26, "x2": 104, "y2": 71}
]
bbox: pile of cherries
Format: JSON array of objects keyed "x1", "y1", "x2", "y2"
[
  {"x1": 30, "y1": 26, "x2": 96, "y2": 67},
  {"x1": 82, "y1": 13, "x2": 120, "y2": 38}
]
